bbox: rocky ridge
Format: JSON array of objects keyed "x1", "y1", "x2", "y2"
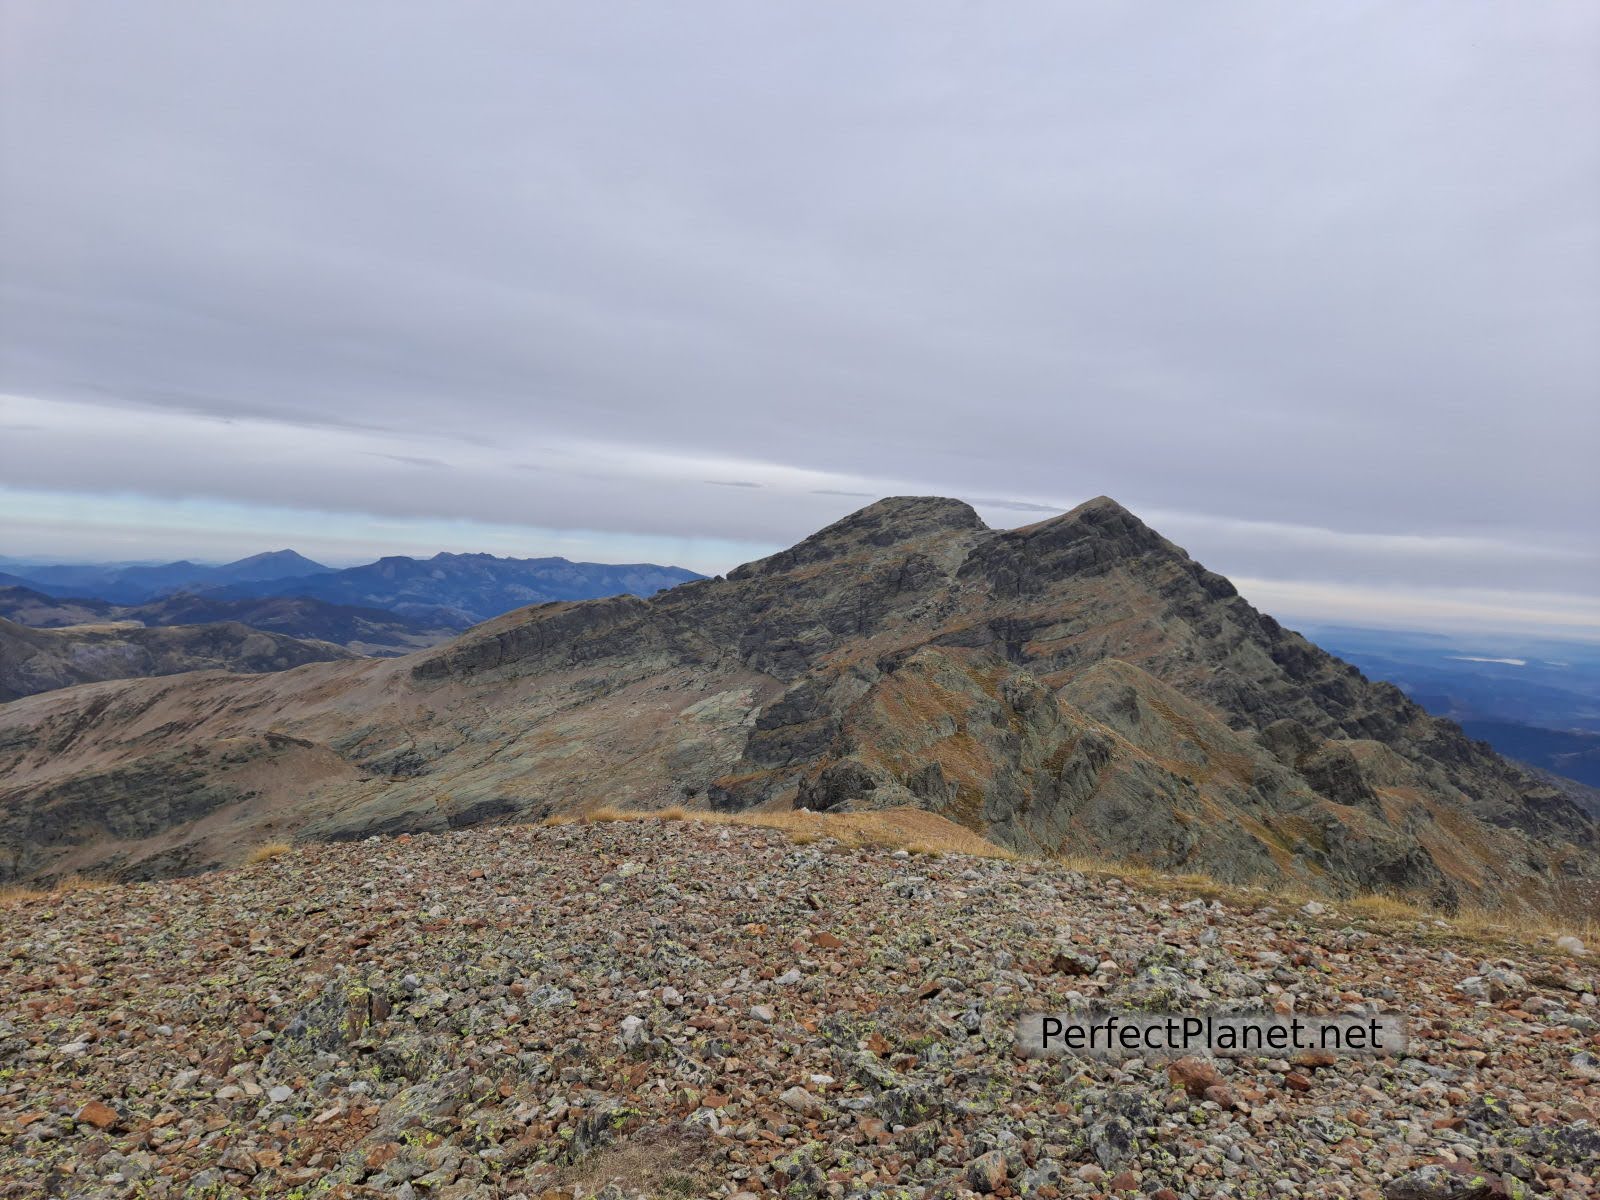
[
  {"x1": 1, "y1": 817, "x2": 1595, "y2": 1198},
  {"x1": 0, "y1": 496, "x2": 1593, "y2": 914}
]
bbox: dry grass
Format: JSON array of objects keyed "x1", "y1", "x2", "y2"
[
  {"x1": 1448, "y1": 903, "x2": 1597, "y2": 947},
  {"x1": 0, "y1": 885, "x2": 49, "y2": 908},
  {"x1": 1, "y1": 874, "x2": 113, "y2": 906},
  {"x1": 1054, "y1": 849, "x2": 1593, "y2": 953},
  {"x1": 243, "y1": 841, "x2": 293, "y2": 865},
  {"x1": 1344, "y1": 893, "x2": 1434, "y2": 923},
  {"x1": 552, "y1": 1130, "x2": 709, "y2": 1194}
]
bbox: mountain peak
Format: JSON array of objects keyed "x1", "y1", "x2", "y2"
[
  {"x1": 1074, "y1": 494, "x2": 1134, "y2": 516},
  {"x1": 213, "y1": 549, "x2": 332, "y2": 583},
  {"x1": 956, "y1": 492, "x2": 1174, "y2": 596},
  {"x1": 1012, "y1": 494, "x2": 1140, "y2": 531},
  {"x1": 729, "y1": 496, "x2": 986, "y2": 579}
]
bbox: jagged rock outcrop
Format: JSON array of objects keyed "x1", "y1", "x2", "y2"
[{"x1": 0, "y1": 496, "x2": 1593, "y2": 915}]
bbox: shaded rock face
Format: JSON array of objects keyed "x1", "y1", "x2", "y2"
[{"x1": 0, "y1": 495, "x2": 1594, "y2": 912}]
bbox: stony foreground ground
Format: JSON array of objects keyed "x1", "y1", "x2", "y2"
[{"x1": 1, "y1": 818, "x2": 1597, "y2": 1200}]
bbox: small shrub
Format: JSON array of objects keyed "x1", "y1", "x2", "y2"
[
  {"x1": 244, "y1": 841, "x2": 293, "y2": 865},
  {"x1": 1345, "y1": 893, "x2": 1431, "y2": 923}
]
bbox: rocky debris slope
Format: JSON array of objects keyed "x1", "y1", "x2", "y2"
[
  {"x1": 0, "y1": 496, "x2": 1593, "y2": 913},
  {"x1": 0, "y1": 615, "x2": 352, "y2": 702},
  {"x1": 2, "y1": 818, "x2": 1596, "y2": 1199}
]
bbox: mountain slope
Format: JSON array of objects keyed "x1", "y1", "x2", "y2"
[
  {"x1": 0, "y1": 585, "x2": 455, "y2": 657},
  {"x1": 0, "y1": 615, "x2": 352, "y2": 702},
  {"x1": 0, "y1": 496, "x2": 1592, "y2": 914},
  {"x1": 0, "y1": 584, "x2": 118, "y2": 627}
]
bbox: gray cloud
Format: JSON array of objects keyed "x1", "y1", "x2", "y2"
[
  {"x1": 965, "y1": 497, "x2": 1064, "y2": 514},
  {"x1": 0, "y1": 2, "x2": 1595, "y2": 629},
  {"x1": 367, "y1": 453, "x2": 450, "y2": 469}
]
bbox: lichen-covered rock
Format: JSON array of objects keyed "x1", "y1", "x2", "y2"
[{"x1": 0, "y1": 818, "x2": 1595, "y2": 1196}]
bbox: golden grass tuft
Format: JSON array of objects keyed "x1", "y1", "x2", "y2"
[
  {"x1": 1053, "y1": 849, "x2": 1593, "y2": 952},
  {"x1": 0, "y1": 885, "x2": 49, "y2": 908},
  {"x1": 1344, "y1": 893, "x2": 1433, "y2": 923},
  {"x1": 243, "y1": 841, "x2": 293, "y2": 865},
  {"x1": 2, "y1": 874, "x2": 113, "y2": 905},
  {"x1": 1447, "y1": 903, "x2": 1597, "y2": 947}
]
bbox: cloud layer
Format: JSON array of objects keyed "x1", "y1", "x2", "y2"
[{"x1": 1, "y1": 3, "x2": 1596, "y2": 633}]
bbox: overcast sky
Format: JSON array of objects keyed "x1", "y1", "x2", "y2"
[{"x1": 2, "y1": 2, "x2": 1596, "y2": 636}]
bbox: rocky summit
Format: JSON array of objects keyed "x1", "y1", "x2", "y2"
[
  {"x1": 0, "y1": 496, "x2": 1595, "y2": 918},
  {"x1": 1, "y1": 817, "x2": 1596, "y2": 1199}
]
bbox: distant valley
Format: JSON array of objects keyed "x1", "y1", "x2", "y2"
[{"x1": 1305, "y1": 625, "x2": 1600, "y2": 788}]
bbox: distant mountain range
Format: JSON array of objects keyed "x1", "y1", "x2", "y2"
[
  {"x1": 209, "y1": 552, "x2": 705, "y2": 625},
  {"x1": 3, "y1": 549, "x2": 334, "y2": 602},
  {"x1": 0, "y1": 550, "x2": 705, "y2": 625}
]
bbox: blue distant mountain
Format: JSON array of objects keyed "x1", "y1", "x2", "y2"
[
  {"x1": 214, "y1": 552, "x2": 705, "y2": 625},
  {"x1": 10, "y1": 549, "x2": 333, "y2": 602},
  {"x1": 1, "y1": 550, "x2": 705, "y2": 627}
]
